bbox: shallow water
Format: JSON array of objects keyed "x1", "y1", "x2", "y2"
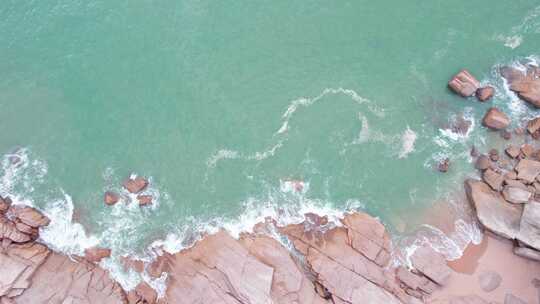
[{"x1": 1, "y1": 0, "x2": 540, "y2": 289}]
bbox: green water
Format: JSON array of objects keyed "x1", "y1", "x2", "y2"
[{"x1": 1, "y1": 1, "x2": 540, "y2": 261}]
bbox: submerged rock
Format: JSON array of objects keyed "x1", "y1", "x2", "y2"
[
  {"x1": 122, "y1": 176, "x2": 149, "y2": 194},
  {"x1": 482, "y1": 107, "x2": 510, "y2": 130},
  {"x1": 478, "y1": 270, "x2": 502, "y2": 292},
  {"x1": 476, "y1": 86, "x2": 495, "y2": 101},
  {"x1": 448, "y1": 70, "x2": 480, "y2": 97},
  {"x1": 438, "y1": 158, "x2": 450, "y2": 172}
]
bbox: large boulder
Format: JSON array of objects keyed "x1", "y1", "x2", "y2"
[
  {"x1": 0, "y1": 218, "x2": 31, "y2": 243},
  {"x1": 515, "y1": 159, "x2": 540, "y2": 183},
  {"x1": 122, "y1": 176, "x2": 149, "y2": 194},
  {"x1": 482, "y1": 108, "x2": 510, "y2": 130},
  {"x1": 448, "y1": 70, "x2": 480, "y2": 97},
  {"x1": 501, "y1": 65, "x2": 540, "y2": 108},
  {"x1": 464, "y1": 179, "x2": 522, "y2": 239},
  {"x1": 517, "y1": 201, "x2": 540, "y2": 250}
]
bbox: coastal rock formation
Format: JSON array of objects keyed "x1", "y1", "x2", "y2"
[
  {"x1": 482, "y1": 108, "x2": 510, "y2": 130},
  {"x1": 501, "y1": 65, "x2": 540, "y2": 108},
  {"x1": 448, "y1": 70, "x2": 480, "y2": 97},
  {"x1": 0, "y1": 196, "x2": 127, "y2": 304}
]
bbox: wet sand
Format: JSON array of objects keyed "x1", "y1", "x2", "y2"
[{"x1": 429, "y1": 232, "x2": 540, "y2": 303}]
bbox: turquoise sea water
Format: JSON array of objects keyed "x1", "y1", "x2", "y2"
[{"x1": 1, "y1": 0, "x2": 540, "y2": 288}]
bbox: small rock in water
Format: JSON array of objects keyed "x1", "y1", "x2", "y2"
[
  {"x1": 123, "y1": 176, "x2": 149, "y2": 194},
  {"x1": 515, "y1": 127, "x2": 525, "y2": 136},
  {"x1": 475, "y1": 155, "x2": 491, "y2": 170},
  {"x1": 137, "y1": 195, "x2": 152, "y2": 206},
  {"x1": 482, "y1": 107, "x2": 510, "y2": 130},
  {"x1": 84, "y1": 247, "x2": 112, "y2": 263},
  {"x1": 489, "y1": 149, "x2": 499, "y2": 161},
  {"x1": 438, "y1": 158, "x2": 450, "y2": 172},
  {"x1": 470, "y1": 146, "x2": 479, "y2": 157},
  {"x1": 478, "y1": 270, "x2": 502, "y2": 292},
  {"x1": 500, "y1": 129, "x2": 512, "y2": 140},
  {"x1": 104, "y1": 191, "x2": 120, "y2": 206},
  {"x1": 476, "y1": 86, "x2": 495, "y2": 101},
  {"x1": 505, "y1": 146, "x2": 520, "y2": 159},
  {"x1": 448, "y1": 70, "x2": 480, "y2": 97}
]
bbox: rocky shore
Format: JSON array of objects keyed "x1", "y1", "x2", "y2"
[{"x1": 1, "y1": 64, "x2": 540, "y2": 303}]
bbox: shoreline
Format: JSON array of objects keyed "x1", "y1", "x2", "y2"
[{"x1": 1, "y1": 62, "x2": 540, "y2": 303}]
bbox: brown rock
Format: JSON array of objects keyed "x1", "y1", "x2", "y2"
[
  {"x1": 410, "y1": 245, "x2": 452, "y2": 286},
  {"x1": 448, "y1": 70, "x2": 480, "y2": 97},
  {"x1": 505, "y1": 146, "x2": 520, "y2": 159},
  {"x1": 465, "y1": 179, "x2": 522, "y2": 240},
  {"x1": 504, "y1": 179, "x2": 528, "y2": 189},
  {"x1": 122, "y1": 176, "x2": 149, "y2": 194},
  {"x1": 502, "y1": 185, "x2": 532, "y2": 204},
  {"x1": 0, "y1": 218, "x2": 32, "y2": 243},
  {"x1": 528, "y1": 117, "x2": 540, "y2": 135},
  {"x1": 482, "y1": 108, "x2": 510, "y2": 130},
  {"x1": 517, "y1": 201, "x2": 540, "y2": 251},
  {"x1": 84, "y1": 246, "x2": 112, "y2": 263},
  {"x1": 137, "y1": 195, "x2": 152, "y2": 206},
  {"x1": 438, "y1": 158, "x2": 450, "y2": 172},
  {"x1": 516, "y1": 159, "x2": 540, "y2": 183},
  {"x1": 501, "y1": 65, "x2": 540, "y2": 108},
  {"x1": 476, "y1": 86, "x2": 495, "y2": 101},
  {"x1": 489, "y1": 149, "x2": 499, "y2": 161},
  {"x1": 131, "y1": 282, "x2": 157, "y2": 304},
  {"x1": 10, "y1": 206, "x2": 50, "y2": 228},
  {"x1": 505, "y1": 171, "x2": 518, "y2": 180},
  {"x1": 483, "y1": 169, "x2": 504, "y2": 191},
  {"x1": 104, "y1": 191, "x2": 120, "y2": 206},
  {"x1": 475, "y1": 155, "x2": 491, "y2": 170},
  {"x1": 0, "y1": 242, "x2": 50, "y2": 297}
]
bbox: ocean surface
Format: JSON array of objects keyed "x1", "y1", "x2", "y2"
[{"x1": 1, "y1": 0, "x2": 540, "y2": 290}]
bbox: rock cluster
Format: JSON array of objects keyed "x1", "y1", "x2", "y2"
[
  {"x1": 0, "y1": 195, "x2": 126, "y2": 303},
  {"x1": 467, "y1": 118, "x2": 540, "y2": 261},
  {"x1": 448, "y1": 70, "x2": 493, "y2": 101},
  {"x1": 104, "y1": 176, "x2": 152, "y2": 207}
]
